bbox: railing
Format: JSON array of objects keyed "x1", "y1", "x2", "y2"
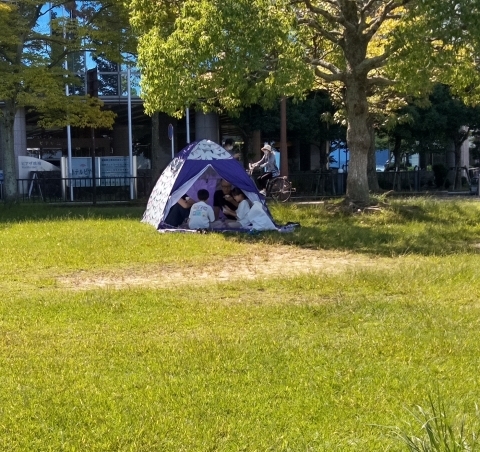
[
  {"x1": 13, "y1": 175, "x2": 153, "y2": 203},
  {"x1": 377, "y1": 169, "x2": 435, "y2": 192},
  {"x1": 0, "y1": 169, "x2": 467, "y2": 204},
  {"x1": 290, "y1": 169, "x2": 437, "y2": 197},
  {"x1": 289, "y1": 171, "x2": 347, "y2": 197}
]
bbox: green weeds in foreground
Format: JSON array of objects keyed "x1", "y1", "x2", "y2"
[
  {"x1": 396, "y1": 395, "x2": 480, "y2": 451},
  {"x1": 1, "y1": 199, "x2": 480, "y2": 451}
]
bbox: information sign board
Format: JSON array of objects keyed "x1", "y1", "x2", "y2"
[{"x1": 99, "y1": 157, "x2": 130, "y2": 186}]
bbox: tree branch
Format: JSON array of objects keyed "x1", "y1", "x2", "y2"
[
  {"x1": 302, "y1": 0, "x2": 347, "y2": 28},
  {"x1": 364, "y1": 0, "x2": 412, "y2": 41},
  {"x1": 357, "y1": 51, "x2": 391, "y2": 73},
  {"x1": 366, "y1": 76, "x2": 396, "y2": 87},
  {"x1": 314, "y1": 66, "x2": 345, "y2": 83},
  {"x1": 297, "y1": 17, "x2": 343, "y2": 46},
  {"x1": 360, "y1": 0, "x2": 380, "y2": 16},
  {"x1": 309, "y1": 57, "x2": 342, "y2": 75}
]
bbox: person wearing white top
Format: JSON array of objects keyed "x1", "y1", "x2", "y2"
[
  {"x1": 223, "y1": 187, "x2": 252, "y2": 228},
  {"x1": 224, "y1": 187, "x2": 278, "y2": 231},
  {"x1": 188, "y1": 189, "x2": 215, "y2": 229}
]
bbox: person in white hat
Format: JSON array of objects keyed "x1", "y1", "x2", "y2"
[{"x1": 250, "y1": 144, "x2": 280, "y2": 195}]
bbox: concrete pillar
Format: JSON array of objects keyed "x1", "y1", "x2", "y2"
[
  {"x1": 195, "y1": 111, "x2": 219, "y2": 143},
  {"x1": 14, "y1": 107, "x2": 27, "y2": 159},
  {"x1": 112, "y1": 125, "x2": 129, "y2": 156},
  {"x1": 460, "y1": 138, "x2": 470, "y2": 168},
  {"x1": 252, "y1": 130, "x2": 262, "y2": 161},
  {"x1": 310, "y1": 144, "x2": 321, "y2": 170}
]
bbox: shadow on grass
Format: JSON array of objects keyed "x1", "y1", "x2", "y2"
[
  {"x1": 2, "y1": 200, "x2": 479, "y2": 257},
  {"x1": 222, "y1": 225, "x2": 466, "y2": 257},
  {"x1": 224, "y1": 200, "x2": 480, "y2": 257},
  {"x1": 390, "y1": 202, "x2": 474, "y2": 226},
  {"x1": 0, "y1": 203, "x2": 146, "y2": 223}
]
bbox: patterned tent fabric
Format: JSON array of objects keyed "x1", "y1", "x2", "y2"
[
  {"x1": 186, "y1": 140, "x2": 232, "y2": 160},
  {"x1": 141, "y1": 139, "x2": 270, "y2": 229}
]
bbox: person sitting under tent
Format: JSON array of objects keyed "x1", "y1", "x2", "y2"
[
  {"x1": 223, "y1": 187, "x2": 252, "y2": 228},
  {"x1": 188, "y1": 189, "x2": 215, "y2": 230},
  {"x1": 213, "y1": 179, "x2": 238, "y2": 221},
  {"x1": 247, "y1": 201, "x2": 278, "y2": 231},
  {"x1": 223, "y1": 188, "x2": 277, "y2": 231},
  {"x1": 164, "y1": 195, "x2": 195, "y2": 227}
]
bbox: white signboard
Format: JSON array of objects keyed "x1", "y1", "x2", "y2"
[
  {"x1": 62, "y1": 156, "x2": 137, "y2": 197},
  {"x1": 99, "y1": 157, "x2": 130, "y2": 186},
  {"x1": 18, "y1": 156, "x2": 60, "y2": 180},
  {"x1": 69, "y1": 157, "x2": 96, "y2": 187}
]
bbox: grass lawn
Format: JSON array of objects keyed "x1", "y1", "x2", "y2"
[{"x1": 1, "y1": 198, "x2": 480, "y2": 451}]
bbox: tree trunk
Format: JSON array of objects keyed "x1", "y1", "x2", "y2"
[
  {"x1": 345, "y1": 75, "x2": 370, "y2": 204},
  {"x1": 367, "y1": 119, "x2": 380, "y2": 193},
  {"x1": 0, "y1": 101, "x2": 18, "y2": 201},
  {"x1": 151, "y1": 112, "x2": 162, "y2": 183}
]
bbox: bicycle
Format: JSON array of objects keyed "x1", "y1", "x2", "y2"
[{"x1": 248, "y1": 164, "x2": 294, "y2": 202}]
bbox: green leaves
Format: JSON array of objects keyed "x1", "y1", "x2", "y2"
[
  {"x1": 131, "y1": 0, "x2": 313, "y2": 116},
  {"x1": 387, "y1": 0, "x2": 480, "y2": 104}
]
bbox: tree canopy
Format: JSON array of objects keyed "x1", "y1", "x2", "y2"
[
  {"x1": 0, "y1": 1, "x2": 134, "y2": 201},
  {"x1": 130, "y1": 0, "x2": 314, "y2": 117},
  {"x1": 129, "y1": 0, "x2": 480, "y2": 202}
]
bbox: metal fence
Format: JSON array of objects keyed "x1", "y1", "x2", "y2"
[
  {"x1": 290, "y1": 169, "x2": 438, "y2": 197},
  {"x1": 12, "y1": 174, "x2": 153, "y2": 203},
  {"x1": 377, "y1": 170, "x2": 435, "y2": 192},
  {"x1": 289, "y1": 171, "x2": 347, "y2": 197},
  {"x1": 0, "y1": 169, "x2": 448, "y2": 203}
]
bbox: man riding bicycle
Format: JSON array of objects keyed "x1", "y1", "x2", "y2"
[{"x1": 250, "y1": 144, "x2": 280, "y2": 195}]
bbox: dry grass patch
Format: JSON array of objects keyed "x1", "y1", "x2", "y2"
[{"x1": 58, "y1": 245, "x2": 386, "y2": 290}]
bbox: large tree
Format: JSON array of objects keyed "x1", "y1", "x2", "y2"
[
  {"x1": 130, "y1": 0, "x2": 480, "y2": 203},
  {"x1": 129, "y1": 0, "x2": 416, "y2": 203},
  {"x1": 292, "y1": 0, "x2": 428, "y2": 203},
  {"x1": 0, "y1": 1, "x2": 134, "y2": 201}
]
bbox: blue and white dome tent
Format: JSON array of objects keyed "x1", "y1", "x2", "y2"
[{"x1": 142, "y1": 139, "x2": 271, "y2": 229}]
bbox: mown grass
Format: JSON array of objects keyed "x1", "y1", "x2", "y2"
[{"x1": 1, "y1": 198, "x2": 480, "y2": 451}]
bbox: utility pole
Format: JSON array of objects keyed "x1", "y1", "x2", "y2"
[{"x1": 87, "y1": 68, "x2": 98, "y2": 205}]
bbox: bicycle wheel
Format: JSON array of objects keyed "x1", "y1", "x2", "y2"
[{"x1": 269, "y1": 177, "x2": 292, "y2": 202}]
